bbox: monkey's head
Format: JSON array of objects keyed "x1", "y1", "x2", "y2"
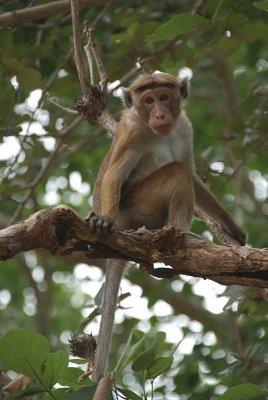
[{"x1": 124, "y1": 73, "x2": 188, "y2": 136}]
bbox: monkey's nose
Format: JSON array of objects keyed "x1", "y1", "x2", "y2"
[{"x1": 156, "y1": 113, "x2": 165, "y2": 120}]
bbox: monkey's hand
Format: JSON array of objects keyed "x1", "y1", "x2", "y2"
[{"x1": 86, "y1": 211, "x2": 116, "y2": 238}]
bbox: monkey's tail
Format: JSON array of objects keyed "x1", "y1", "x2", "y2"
[{"x1": 92, "y1": 259, "x2": 125, "y2": 382}]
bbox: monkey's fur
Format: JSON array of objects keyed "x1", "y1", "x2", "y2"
[{"x1": 89, "y1": 73, "x2": 246, "y2": 381}]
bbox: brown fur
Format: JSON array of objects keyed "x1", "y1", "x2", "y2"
[
  {"x1": 91, "y1": 72, "x2": 246, "y2": 382},
  {"x1": 129, "y1": 73, "x2": 181, "y2": 92}
]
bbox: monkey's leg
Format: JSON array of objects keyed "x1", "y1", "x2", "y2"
[
  {"x1": 165, "y1": 162, "x2": 194, "y2": 231},
  {"x1": 91, "y1": 162, "x2": 194, "y2": 381},
  {"x1": 120, "y1": 161, "x2": 194, "y2": 232}
]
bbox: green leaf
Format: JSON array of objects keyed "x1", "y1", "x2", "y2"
[
  {"x1": 117, "y1": 388, "x2": 143, "y2": 400},
  {"x1": 131, "y1": 331, "x2": 168, "y2": 372},
  {"x1": 223, "y1": 286, "x2": 244, "y2": 310},
  {"x1": 2, "y1": 58, "x2": 42, "y2": 90},
  {"x1": 212, "y1": 0, "x2": 252, "y2": 20},
  {"x1": 151, "y1": 331, "x2": 166, "y2": 356},
  {"x1": 5, "y1": 387, "x2": 45, "y2": 400},
  {"x1": 94, "y1": 284, "x2": 104, "y2": 307},
  {"x1": 42, "y1": 388, "x2": 73, "y2": 400},
  {"x1": 145, "y1": 356, "x2": 173, "y2": 380},
  {"x1": 57, "y1": 367, "x2": 86, "y2": 388},
  {"x1": 146, "y1": 13, "x2": 209, "y2": 41},
  {"x1": 131, "y1": 344, "x2": 155, "y2": 372},
  {"x1": 2, "y1": 57, "x2": 22, "y2": 73},
  {"x1": 69, "y1": 358, "x2": 88, "y2": 365},
  {"x1": 0, "y1": 329, "x2": 50, "y2": 379},
  {"x1": 116, "y1": 330, "x2": 169, "y2": 374},
  {"x1": 239, "y1": 22, "x2": 268, "y2": 41},
  {"x1": 253, "y1": 1, "x2": 268, "y2": 11},
  {"x1": 115, "y1": 330, "x2": 145, "y2": 374},
  {"x1": 17, "y1": 67, "x2": 42, "y2": 91},
  {"x1": 219, "y1": 383, "x2": 266, "y2": 400},
  {"x1": 42, "y1": 349, "x2": 69, "y2": 388},
  {"x1": 252, "y1": 301, "x2": 268, "y2": 317},
  {"x1": 70, "y1": 385, "x2": 97, "y2": 400}
]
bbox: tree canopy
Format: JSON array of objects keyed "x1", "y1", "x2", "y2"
[{"x1": 0, "y1": 1, "x2": 268, "y2": 399}]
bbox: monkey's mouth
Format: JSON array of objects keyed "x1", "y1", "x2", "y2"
[{"x1": 154, "y1": 124, "x2": 172, "y2": 135}]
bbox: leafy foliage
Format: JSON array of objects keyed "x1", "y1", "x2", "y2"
[
  {"x1": 0, "y1": 1, "x2": 268, "y2": 399},
  {"x1": 0, "y1": 329, "x2": 174, "y2": 399},
  {"x1": 219, "y1": 383, "x2": 268, "y2": 400},
  {"x1": 147, "y1": 14, "x2": 209, "y2": 41}
]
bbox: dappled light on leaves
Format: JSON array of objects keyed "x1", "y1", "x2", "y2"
[{"x1": 0, "y1": 1, "x2": 268, "y2": 399}]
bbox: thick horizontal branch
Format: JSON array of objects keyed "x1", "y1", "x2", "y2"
[
  {"x1": 0, "y1": 0, "x2": 113, "y2": 28},
  {"x1": 0, "y1": 206, "x2": 267, "y2": 288}
]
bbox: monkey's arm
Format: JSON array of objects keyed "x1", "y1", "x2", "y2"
[
  {"x1": 101, "y1": 154, "x2": 133, "y2": 218},
  {"x1": 193, "y1": 173, "x2": 246, "y2": 245},
  {"x1": 101, "y1": 131, "x2": 141, "y2": 221},
  {"x1": 92, "y1": 129, "x2": 141, "y2": 381},
  {"x1": 91, "y1": 151, "x2": 134, "y2": 381}
]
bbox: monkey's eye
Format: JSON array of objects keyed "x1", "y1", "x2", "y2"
[
  {"x1": 144, "y1": 97, "x2": 154, "y2": 104},
  {"x1": 159, "y1": 94, "x2": 169, "y2": 101}
]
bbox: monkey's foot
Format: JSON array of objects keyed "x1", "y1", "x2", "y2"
[{"x1": 86, "y1": 211, "x2": 116, "y2": 238}]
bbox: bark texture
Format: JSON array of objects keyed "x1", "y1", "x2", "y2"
[{"x1": 0, "y1": 206, "x2": 267, "y2": 288}]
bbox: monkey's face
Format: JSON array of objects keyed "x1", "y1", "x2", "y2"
[{"x1": 139, "y1": 88, "x2": 180, "y2": 136}]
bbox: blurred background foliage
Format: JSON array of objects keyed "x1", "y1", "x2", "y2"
[{"x1": 0, "y1": 0, "x2": 268, "y2": 399}]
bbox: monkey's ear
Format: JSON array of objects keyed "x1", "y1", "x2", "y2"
[
  {"x1": 180, "y1": 78, "x2": 189, "y2": 99},
  {"x1": 122, "y1": 89, "x2": 133, "y2": 108}
]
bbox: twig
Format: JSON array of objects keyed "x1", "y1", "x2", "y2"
[
  {"x1": 46, "y1": 97, "x2": 79, "y2": 115},
  {"x1": 70, "y1": 10, "x2": 113, "y2": 130},
  {"x1": 91, "y1": 3, "x2": 111, "y2": 27},
  {"x1": 71, "y1": 0, "x2": 90, "y2": 98},
  {"x1": 8, "y1": 116, "x2": 82, "y2": 225},
  {"x1": 192, "y1": 0, "x2": 206, "y2": 14},
  {"x1": 83, "y1": 24, "x2": 108, "y2": 92},
  {"x1": 58, "y1": 125, "x2": 104, "y2": 159},
  {"x1": 81, "y1": 4, "x2": 111, "y2": 86},
  {"x1": 2, "y1": 93, "x2": 45, "y2": 183},
  {"x1": 137, "y1": 57, "x2": 152, "y2": 74},
  {"x1": 2, "y1": 48, "x2": 74, "y2": 185},
  {"x1": 229, "y1": 309, "x2": 245, "y2": 360},
  {"x1": 217, "y1": 135, "x2": 268, "y2": 192},
  {"x1": 107, "y1": 65, "x2": 141, "y2": 95},
  {"x1": 83, "y1": 23, "x2": 95, "y2": 85},
  {"x1": 0, "y1": 0, "x2": 113, "y2": 28}
]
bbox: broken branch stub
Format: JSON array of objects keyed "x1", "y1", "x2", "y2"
[{"x1": 75, "y1": 85, "x2": 107, "y2": 124}]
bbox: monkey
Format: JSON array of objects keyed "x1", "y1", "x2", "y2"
[{"x1": 88, "y1": 72, "x2": 246, "y2": 382}]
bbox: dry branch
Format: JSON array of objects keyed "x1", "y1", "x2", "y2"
[
  {"x1": 0, "y1": 0, "x2": 113, "y2": 28},
  {"x1": 71, "y1": 0, "x2": 90, "y2": 98},
  {"x1": 70, "y1": 0, "x2": 117, "y2": 133},
  {"x1": 1, "y1": 3, "x2": 265, "y2": 302},
  {"x1": 0, "y1": 206, "x2": 267, "y2": 288}
]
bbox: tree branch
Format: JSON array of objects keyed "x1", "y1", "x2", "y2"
[
  {"x1": 69, "y1": 1, "x2": 117, "y2": 133},
  {"x1": 0, "y1": 0, "x2": 114, "y2": 28},
  {"x1": 71, "y1": 0, "x2": 90, "y2": 98},
  {"x1": 8, "y1": 116, "x2": 82, "y2": 226},
  {"x1": 1, "y1": 206, "x2": 267, "y2": 288}
]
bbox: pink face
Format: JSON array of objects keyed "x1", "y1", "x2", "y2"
[{"x1": 140, "y1": 87, "x2": 177, "y2": 136}]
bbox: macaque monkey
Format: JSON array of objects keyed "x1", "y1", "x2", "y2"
[{"x1": 88, "y1": 72, "x2": 246, "y2": 381}]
